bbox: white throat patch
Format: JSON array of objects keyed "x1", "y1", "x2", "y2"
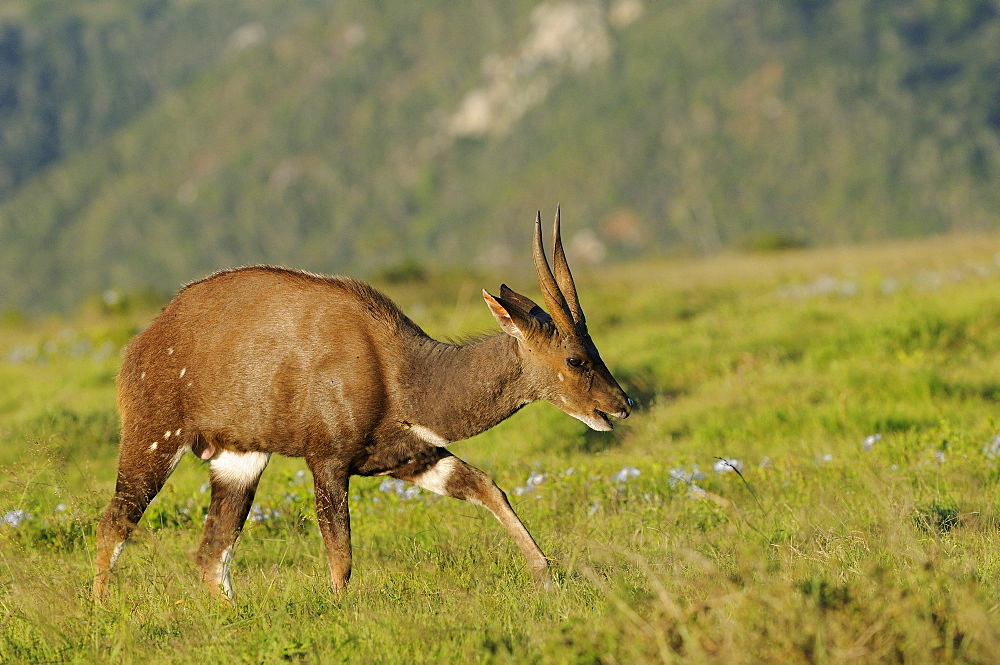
[{"x1": 408, "y1": 423, "x2": 450, "y2": 447}]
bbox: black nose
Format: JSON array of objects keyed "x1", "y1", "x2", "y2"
[{"x1": 622, "y1": 396, "x2": 634, "y2": 418}]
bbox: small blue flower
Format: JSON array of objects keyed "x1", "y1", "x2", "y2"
[
  {"x1": 249, "y1": 504, "x2": 267, "y2": 522},
  {"x1": 378, "y1": 478, "x2": 420, "y2": 500},
  {"x1": 3, "y1": 509, "x2": 30, "y2": 527},
  {"x1": 248, "y1": 504, "x2": 280, "y2": 522},
  {"x1": 379, "y1": 479, "x2": 405, "y2": 494},
  {"x1": 613, "y1": 466, "x2": 640, "y2": 483},
  {"x1": 862, "y1": 434, "x2": 882, "y2": 451},
  {"x1": 688, "y1": 484, "x2": 707, "y2": 499},
  {"x1": 713, "y1": 458, "x2": 743, "y2": 474},
  {"x1": 668, "y1": 465, "x2": 704, "y2": 487},
  {"x1": 983, "y1": 435, "x2": 1000, "y2": 460},
  {"x1": 514, "y1": 470, "x2": 547, "y2": 495}
]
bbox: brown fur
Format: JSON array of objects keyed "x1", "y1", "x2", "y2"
[{"x1": 93, "y1": 213, "x2": 631, "y2": 600}]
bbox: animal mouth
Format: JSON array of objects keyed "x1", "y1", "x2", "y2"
[
  {"x1": 572, "y1": 409, "x2": 613, "y2": 432},
  {"x1": 565, "y1": 406, "x2": 625, "y2": 432}
]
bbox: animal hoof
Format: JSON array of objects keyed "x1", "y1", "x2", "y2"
[{"x1": 531, "y1": 566, "x2": 555, "y2": 591}]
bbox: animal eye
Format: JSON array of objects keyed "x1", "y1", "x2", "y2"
[{"x1": 566, "y1": 357, "x2": 585, "y2": 369}]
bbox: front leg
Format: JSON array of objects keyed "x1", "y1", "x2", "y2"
[
  {"x1": 394, "y1": 451, "x2": 552, "y2": 588},
  {"x1": 196, "y1": 451, "x2": 271, "y2": 599},
  {"x1": 308, "y1": 456, "x2": 352, "y2": 592}
]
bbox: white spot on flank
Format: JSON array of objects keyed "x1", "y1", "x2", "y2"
[
  {"x1": 408, "y1": 424, "x2": 450, "y2": 447},
  {"x1": 164, "y1": 430, "x2": 171, "y2": 439},
  {"x1": 179, "y1": 368, "x2": 186, "y2": 378},
  {"x1": 175, "y1": 428, "x2": 182, "y2": 437},
  {"x1": 140, "y1": 372, "x2": 146, "y2": 380},
  {"x1": 167, "y1": 348, "x2": 174, "y2": 355},
  {"x1": 412, "y1": 456, "x2": 460, "y2": 496},
  {"x1": 149, "y1": 441, "x2": 158, "y2": 451},
  {"x1": 210, "y1": 451, "x2": 272, "y2": 488}
]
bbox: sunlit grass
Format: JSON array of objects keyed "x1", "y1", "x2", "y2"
[{"x1": 3, "y1": 234, "x2": 1000, "y2": 662}]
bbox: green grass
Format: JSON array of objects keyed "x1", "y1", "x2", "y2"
[{"x1": 4, "y1": 234, "x2": 1000, "y2": 662}]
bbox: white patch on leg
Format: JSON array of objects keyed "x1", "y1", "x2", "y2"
[
  {"x1": 408, "y1": 424, "x2": 450, "y2": 447},
  {"x1": 412, "y1": 456, "x2": 460, "y2": 496},
  {"x1": 217, "y1": 545, "x2": 234, "y2": 598},
  {"x1": 108, "y1": 541, "x2": 125, "y2": 569},
  {"x1": 210, "y1": 451, "x2": 271, "y2": 488}
]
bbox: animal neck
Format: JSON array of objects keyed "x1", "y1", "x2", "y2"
[{"x1": 404, "y1": 333, "x2": 535, "y2": 442}]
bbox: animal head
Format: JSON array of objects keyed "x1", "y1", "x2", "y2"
[{"x1": 483, "y1": 208, "x2": 632, "y2": 431}]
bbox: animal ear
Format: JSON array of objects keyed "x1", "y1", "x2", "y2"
[
  {"x1": 499, "y1": 284, "x2": 552, "y2": 323},
  {"x1": 483, "y1": 290, "x2": 532, "y2": 342}
]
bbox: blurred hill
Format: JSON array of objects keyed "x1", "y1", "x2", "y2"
[{"x1": 1, "y1": 0, "x2": 999, "y2": 312}]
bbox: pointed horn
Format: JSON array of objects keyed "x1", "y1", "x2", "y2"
[
  {"x1": 551, "y1": 205, "x2": 585, "y2": 327},
  {"x1": 532, "y1": 210, "x2": 575, "y2": 332}
]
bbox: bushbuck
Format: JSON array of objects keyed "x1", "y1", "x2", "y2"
[{"x1": 93, "y1": 208, "x2": 632, "y2": 600}]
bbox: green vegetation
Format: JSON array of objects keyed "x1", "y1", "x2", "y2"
[
  {"x1": 4, "y1": 234, "x2": 1000, "y2": 662},
  {"x1": 2, "y1": 0, "x2": 1000, "y2": 312},
  {"x1": 0, "y1": 0, "x2": 331, "y2": 200}
]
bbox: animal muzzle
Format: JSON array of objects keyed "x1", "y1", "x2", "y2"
[
  {"x1": 586, "y1": 396, "x2": 633, "y2": 431},
  {"x1": 605, "y1": 396, "x2": 633, "y2": 421}
]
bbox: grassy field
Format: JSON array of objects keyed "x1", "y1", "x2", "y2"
[{"x1": 4, "y1": 234, "x2": 1000, "y2": 663}]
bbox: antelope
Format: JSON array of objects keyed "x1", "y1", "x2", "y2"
[{"x1": 93, "y1": 208, "x2": 632, "y2": 600}]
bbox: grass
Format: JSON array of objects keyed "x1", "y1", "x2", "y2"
[{"x1": 4, "y1": 233, "x2": 1000, "y2": 662}]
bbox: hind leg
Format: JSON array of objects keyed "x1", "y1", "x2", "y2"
[
  {"x1": 195, "y1": 450, "x2": 271, "y2": 599},
  {"x1": 93, "y1": 438, "x2": 188, "y2": 600}
]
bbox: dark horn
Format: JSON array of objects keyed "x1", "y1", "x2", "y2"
[
  {"x1": 551, "y1": 205, "x2": 585, "y2": 327},
  {"x1": 532, "y1": 211, "x2": 575, "y2": 332}
]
